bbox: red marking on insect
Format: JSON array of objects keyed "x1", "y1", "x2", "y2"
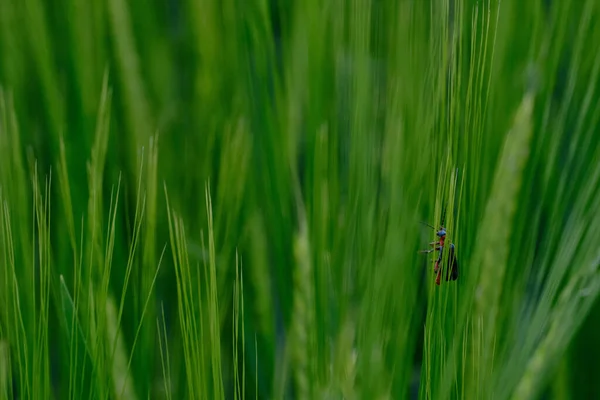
[{"x1": 419, "y1": 221, "x2": 459, "y2": 285}]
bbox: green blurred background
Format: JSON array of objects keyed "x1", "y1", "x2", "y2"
[{"x1": 1, "y1": 0, "x2": 600, "y2": 399}]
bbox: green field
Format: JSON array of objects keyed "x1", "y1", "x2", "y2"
[{"x1": 1, "y1": 0, "x2": 600, "y2": 398}]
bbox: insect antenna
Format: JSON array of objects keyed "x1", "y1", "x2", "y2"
[
  {"x1": 440, "y1": 204, "x2": 447, "y2": 228},
  {"x1": 419, "y1": 221, "x2": 437, "y2": 230}
]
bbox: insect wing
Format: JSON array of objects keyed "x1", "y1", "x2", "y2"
[{"x1": 446, "y1": 244, "x2": 459, "y2": 281}]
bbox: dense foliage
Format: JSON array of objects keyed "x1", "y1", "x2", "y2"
[{"x1": 1, "y1": 0, "x2": 600, "y2": 398}]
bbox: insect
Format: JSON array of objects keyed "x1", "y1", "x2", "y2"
[{"x1": 419, "y1": 222, "x2": 459, "y2": 285}]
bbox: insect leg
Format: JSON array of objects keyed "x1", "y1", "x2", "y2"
[
  {"x1": 435, "y1": 270, "x2": 442, "y2": 285},
  {"x1": 419, "y1": 246, "x2": 441, "y2": 254}
]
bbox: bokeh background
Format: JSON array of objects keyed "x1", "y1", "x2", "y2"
[{"x1": 1, "y1": 0, "x2": 600, "y2": 399}]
